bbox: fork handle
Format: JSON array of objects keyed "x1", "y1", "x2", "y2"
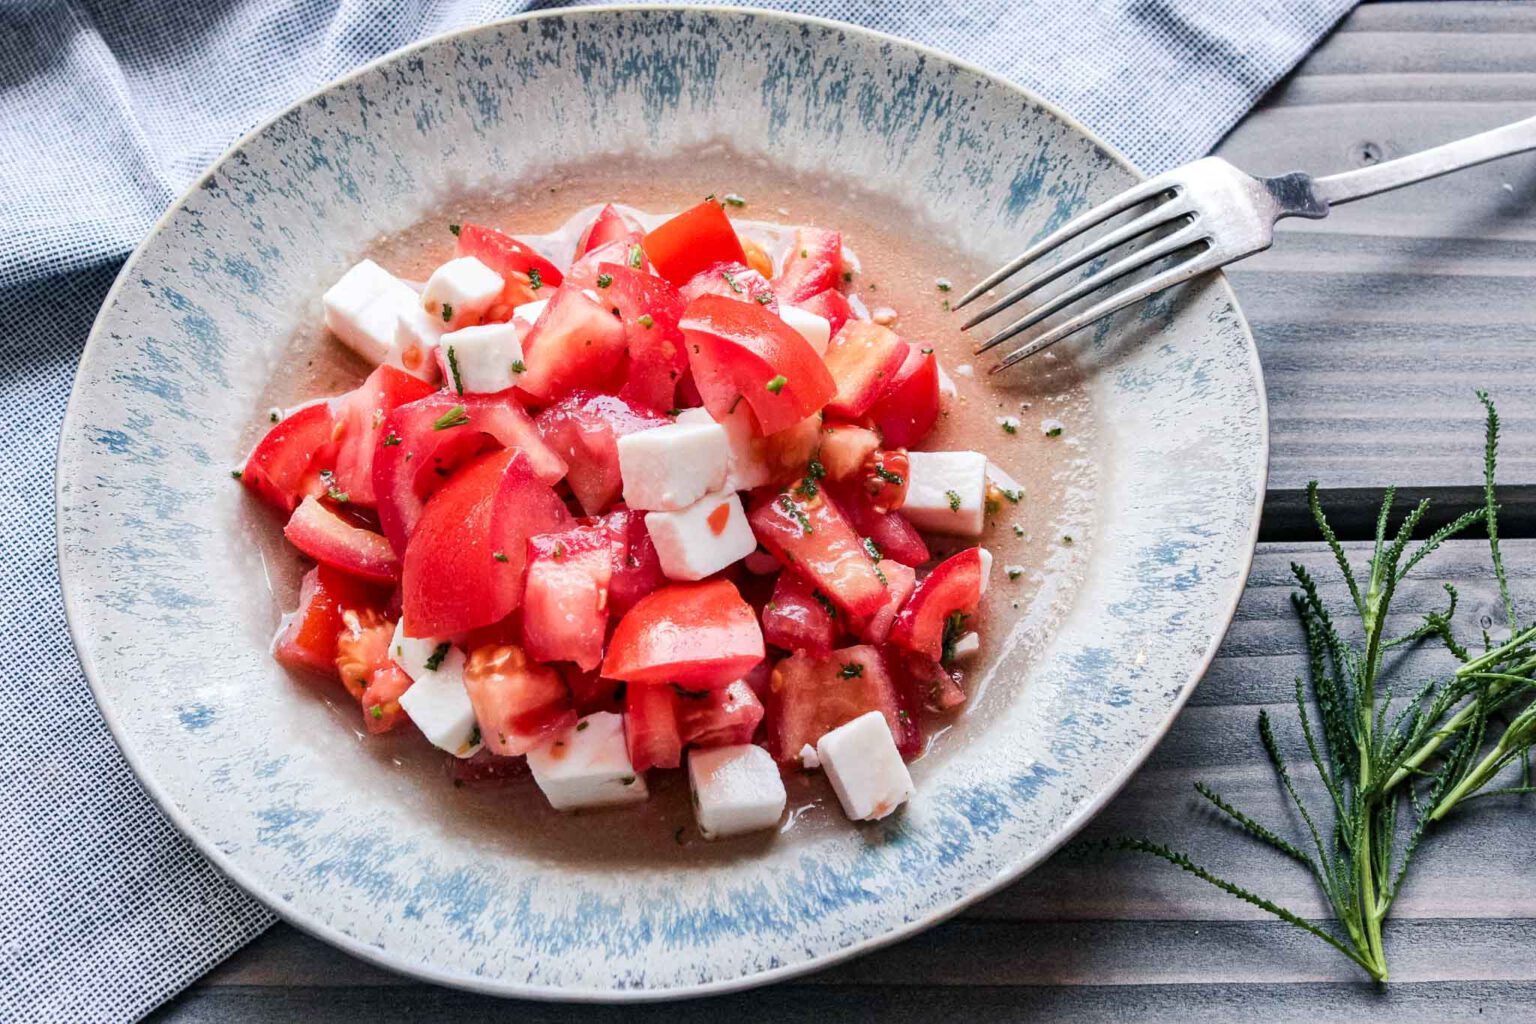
[{"x1": 1311, "y1": 115, "x2": 1536, "y2": 206}]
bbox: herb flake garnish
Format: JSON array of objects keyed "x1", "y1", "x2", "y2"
[
  {"x1": 838, "y1": 663, "x2": 864, "y2": 679},
  {"x1": 432, "y1": 405, "x2": 470, "y2": 430},
  {"x1": 424, "y1": 642, "x2": 450, "y2": 671},
  {"x1": 945, "y1": 489, "x2": 962, "y2": 512},
  {"x1": 440, "y1": 302, "x2": 454, "y2": 323},
  {"x1": 766, "y1": 375, "x2": 788, "y2": 394},
  {"x1": 596, "y1": 273, "x2": 613, "y2": 288},
  {"x1": 528, "y1": 267, "x2": 542, "y2": 291},
  {"x1": 446, "y1": 345, "x2": 464, "y2": 395}
]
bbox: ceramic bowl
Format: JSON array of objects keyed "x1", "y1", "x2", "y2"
[{"x1": 56, "y1": 6, "x2": 1265, "y2": 1000}]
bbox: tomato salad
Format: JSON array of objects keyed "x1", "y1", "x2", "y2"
[{"x1": 241, "y1": 200, "x2": 1005, "y2": 837}]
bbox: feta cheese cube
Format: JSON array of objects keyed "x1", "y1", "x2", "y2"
[
  {"x1": 645, "y1": 491, "x2": 757, "y2": 581},
  {"x1": 421, "y1": 256, "x2": 505, "y2": 329},
  {"x1": 390, "y1": 620, "x2": 449, "y2": 681},
  {"x1": 527, "y1": 712, "x2": 648, "y2": 811},
  {"x1": 816, "y1": 710, "x2": 915, "y2": 821},
  {"x1": 323, "y1": 259, "x2": 421, "y2": 365},
  {"x1": 688, "y1": 744, "x2": 787, "y2": 838},
  {"x1": 903, "y1": 450, "x2": 988, "y2": 536},
  {"x1": 676, "y1": 405, "x2": 770, "y2": 491},
  {"x1": 950, "y1": 631, "x2": 981, "y2": 659},
  {"x1": 393, "y1": 306, "x2": 444, "y2": 381},
  {"x1": 617, "y1": 420, "x2": 729, "y2": 511},
  {"x1": 778, "y1": 305, "x2": 831, "y2": 355},
  {"x1": 440, "y1": 321, "x2": 525, "y2": 394},
  {"x1": 395, "y1": 639, "x2": 479, "y2": 758},
  {"x1": 511, "y1": 298, "x2": 548, "y2": 327}
]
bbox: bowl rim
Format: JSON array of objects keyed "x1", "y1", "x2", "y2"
[{"x1": 56, "y1": 2, "x2": 1269, "y2": 1002}]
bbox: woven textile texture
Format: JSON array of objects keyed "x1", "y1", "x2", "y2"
[{"x1": 0, "y1": 1, "x2": 1352, "y2": 1020}]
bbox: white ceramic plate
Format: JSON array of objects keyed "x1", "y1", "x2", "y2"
[{"x1": 57, "y1": 6, "x2": 1266, "y2": 1000}]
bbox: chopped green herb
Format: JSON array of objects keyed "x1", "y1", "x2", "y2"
[
  {"x1": 493, "y1": 551, "x2": 509, "y2": 563},
  {"x1": 440, "y1": 302, "x2": 454, "y2": 323},
  {"x1": 511, "y1": 360, "x2": 526, "y2": 375},
  {"x1": 425, "y1": 642, "x2": 451, "y2": 671},
  {"x1": 940, "y1": 611, "x2": 970, "y2": 664},
  {"x1": 672, "y1": 683, "x2": 711, "y2": 700},
  {"x1": 779, "y1": 492, "x2": 814, "y2": 535},
  {"x1": 1002, "y1": 488, "x2": 1023, "y2": 504},
  {"x1": 621, "y1": 775, "x2": 637, "y2": 786},
  {"x1": 838, "y1": 662, "x2": 864, "y2": 679},
  {"x1": 1007, "y1": 567, "x2": 1024, "y2": 581},
  {"x1": 936, "y1": 278, "x2": 952, "y2": 292},
  {"x1": 941, "y1": 299, "x2": 951, "y2": 312},
  {"x1": 722, "y1": 193, "x2": 746, "y2": 207},
  {"x1": 863, "y1": 537, "x2": 882, "y2": 561},
  {"x1": 665, "y1": 408, "x2": 681, "y2": 417},
  {"x1": 812, "y1": 590, "x2": 838, "y2": 618},
  {"x1": 897, "y1": 709, "x2": 910, "y2": 723},
  {"x1": 269, "y1": 410, "x2": 279, "y2": 423},
  {"x1": 1013, "y1": 524, "x2": 1025, "y2": 537},
  {"x1": 638, "y1": 313, "x2": 654, "y2": 328},
  {"x1": 841, "y1": 270, "x2": 853, "y2": 282},
  {"x1": 873, "y1": 562, "x2": 889, "y2": 586},
  {"x1": 596, "y1": 272, "x2": 613, "y2": 288},
  {"x1": 873, "y1": 462, "x2": 904, "y2": 485},
  {"x1": 807, "y1": 459, "x2": 826, "y2": 481},
  {"x1": 382, "y1": 431, "x2": 402, "y2": 447},
  {"x1": 766, "y1": 375, "x2": 788, "y2": 394},
  {"x1": 800, "y1": 248, "x2": 809, "y2": 258},
  {"x1": 627, "y1": 244, "x2": 644, "y2": 269},
  {"x1": 370, "y1": 704, "x2": 383, "y2": 720},
  {"x1": 528, "y1": 267, "x2": 543, "y2": 291},
  {"x1": 469, "y1": 725, "x2": 481, "y2": 747},
  {"x1": 1062, "y1": 535, "x2": 1074, "y2": 546},
  {"x1": 432, "y1": 404, "x2": 470, "y2": 430},
  {"x1": 1045, "y1": 425, "x2": 1063, "y2": 438},
  {"x1": 446, "y1": 345, "x2": 463, "y2": 395},
  {"x1": 754, "y1": 292, "x2": 772, "y2": 304},
  {"x1": 921, "y1": 346, "x2": 934, "y2": 355},
  {"x1": 448, "y1": 223, "x2": 461, "y2": 236},
  {"x1": 796, "y1": 474, "x2": 819, "y2": 500},
  {"x1": 946, "y1": 489, "x2": 963, "y2": 512},
  {"x1": 721, "y1": 269, "x2": 744, "y2": 294},
  {"x1": 576, "y1": 719, "x2": 589, "y2": 732},
  {"x1": 229, "y1": 469, "x2": 243, "y2": 480},
  {"x1": 552, "y1": 541, "x2": 566, "y2": 560},
  {"x1": 327, "y1": 486, "x2": 350, "y2": 503}
]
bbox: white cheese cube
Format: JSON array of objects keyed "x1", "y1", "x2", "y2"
[
  {"x1": 511, "y1": 298, "x2": 548, "y2": 327},
  {"x1": 323, "y1": 259, "x2": 421, "y2": 365},
  {"x1": 688, "y1": 744, "x2": 787, "y2": 838},
  {"x1": 816, "y1": 710, "x2": 915, "y2": 821},
  {"x1": 527, "y1": 712, "x2": 648, "y2": 811},
  {"x1": 950, "y1": 631, "x2": 981, "y2": 659},
  {"x1": 440, "y1": 321, "x2": 525, "y2": 394},
  {"x1": 421, "y1": 256, "x2": 504, "y2": 329},
  {"x1": 903, "y1": 450, "x2": 988, "y2": 536},
  {"x1": 392, "y1": 306, "x2": 444, "y2": 381},
  {"x1": 778, "y1": 305, "x2": 831, "y2": 356},
  {"x1": 617, "y1": 420, "x2": 729, "y2": 511},
  {"x1": 645, "y1": 491, "x2": 756, "y2": 581},
  {"x1": 395, "y1": 641, "x2": 480, "y2": 758},
  {"x1": 389, "y1": 620, "x2": 449, "y2": 681},
  {"x1": 676, "y1": 405, "x2": 770, "y2": 491}
]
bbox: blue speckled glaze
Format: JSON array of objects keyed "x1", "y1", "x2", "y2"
[{"x1": 56, "y1": 6, "x2": 1266, "y2": 1001}]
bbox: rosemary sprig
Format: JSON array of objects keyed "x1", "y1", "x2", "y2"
[{"x1": 1098, "y1": 393, "x2": 1536, "y2": 982}]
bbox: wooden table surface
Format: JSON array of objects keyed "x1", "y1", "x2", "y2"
[{"x1": 152, "y1": 3, "x2": 1536, "y2": 1020}]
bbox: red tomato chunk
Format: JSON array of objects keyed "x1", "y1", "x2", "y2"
[
  {"x1": 521, "y1": 525, "x2": 614, "y2": 672},
  {"x1": 767, "y1": 645, "x2": 919, "y2": 761},
  {"x1": 601, "y1": 579, "x2": 764, "y2": 688}
]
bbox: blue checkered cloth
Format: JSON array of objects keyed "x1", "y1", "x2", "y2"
[{"x1": 0, "y1": 1, "x2": 1353, "y2": 1020}]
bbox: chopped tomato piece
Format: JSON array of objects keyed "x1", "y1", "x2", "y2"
[
  {"x1": 517, "y1": 283, "x2": 629, "y2": 404},
  {"x1": 599, "y1": 508, "x2": 667, "y2": 614},
  {"x1": 849, "y1": 559, "x2": 916, "y2": 644},
  {"x1": 818, "y1": 423, "x2": 881, "y2": 481},
  {"x1": 822, "y1": 321, "x2": 908, "y2": 419},
  {"x1": 601, "y1": 579, "x2": 764, "y2": 688},
  {"x1": 331, "y1": 365, "x2": 437, "y2": 508},
  {"x1": 240, "y1": 402, "x2": 337, "y2": 513},
  {"x1": 795, "y1": 288, "x2": 851, "y2": 337},
  {"x1": 676, "y1": 680, "x2": 765, "y2": 748},
  {"x1": 890, "y1": 649, "x2": 967, "y2": 713},
  {"x1": 563, "y1": 663, "x2": 625, "y2": 716},
  {"x1": 681, "y1": 294, "x2": 836, "y2": 435},
  {"x1": 746, "y1": 488, "x2": 887, "y2": 618},
  {"x1": 753, "y1": 414, "x2": 824, "y2": 486},
  {"x1": 767, "y1": 645, "x2": 917, "y2": 761},
  {"x1": 284, "y1": 496, "x2": 400, "y2": 584},
  {"x1": 360, "y1": 663, "x2": 413, "y2": 734},
  {"x1": 447, "y1": 748, "x2": 531, "y2": 786},
  {"x1": 680, "y1": 261, "x2": 778, "y2": 313},
  {"x1": 334, "y1": 607, "x2": 395, "y2": 703},
  {"x1": 862, "y1": 448, "x2": 910, "y2": 513},
  {"x1": 373, "y1": 391, "x2": 565, "y2": 554},
  {"x1": 642, "y1": 200, "x2": 746, "y2": 285},
  {"x1": 462, "y1": 643, "x2": 577, "y2": 756},
  {"x1": 889, "y1": 547, "x2": 987, "y2": 663},
  {"x1": 576, "y1": 203, "x2": 638, "y2": 257},
  {"x1": 570, "y1": 233, "x2": 649, "y2": 279},
  {"x1": 573, "y1": 261, "x2": 689, "y2": 412},
  {"x1": 521, "y1": 525, "x2": 614, "y2": 671},
  {"x1": 455, "y1": 222, "x2": 564, "y2": 317},
  {"x1": 400, "y1": 448, "x2": 571, "y2": 636},
  {"x1": 775, "y1": 228, "x2": 843, "y2": 304},
  {"x1": 868, "y1": 342, "x2": 941, "y2": 449},
  {"x1": 273, "y1": 565, "x2": 388, "y2": 679},
  {"x1": 761, "y1": 570, "x2": 838, "y2": 658},
  {"x1": 534, "y1": 390, "x2": 668, "y2": 514},
  {"x1": 625, "y1": 682, "x2": 682, "y2": 771},
  {"x1": 824, "y1": 480, "x2": 929, "y2": 567}
]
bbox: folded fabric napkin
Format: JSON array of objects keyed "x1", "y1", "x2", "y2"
[{"x1": 0, "y1": 1, "x2": 1353, "y2": 1020}]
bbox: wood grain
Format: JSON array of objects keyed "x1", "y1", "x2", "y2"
[{"x1": 151, "y1": 4, "x2": 1536, "y2": 1021}]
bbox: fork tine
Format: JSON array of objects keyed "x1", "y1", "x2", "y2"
[
  {"x1": 953, "y1": 175, "x2": 1179, "y2": 310},
  {"x1": 960, "y1": 199, "x2": 1194, "y2": 329},
  {"x1": 975, "y1": 225, "x2": 1206, "y2": 355},
  {"x1": 989, "y1": 247, "x2": 1225, "y2": 372}
]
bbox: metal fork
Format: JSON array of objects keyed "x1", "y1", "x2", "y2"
[{"x1": 958, "y1": 115, "x2": 1536, "y2": 371}]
